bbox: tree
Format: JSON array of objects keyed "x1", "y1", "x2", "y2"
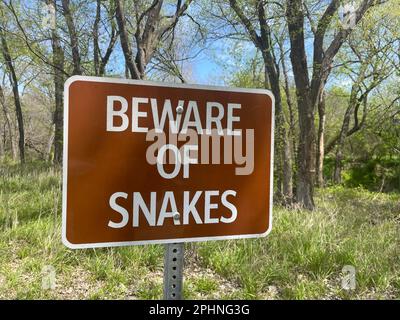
[
  {"x1": 316, "y1": 91, "x2": 326, "y2": 187},
  {"x1": 93, "y1": 0, "x2": 119, "y2": 76},
  {"x1": 0, "y1": 82, "x2": 17, "y2": 159},
  {"x1": 225, "y1": 0, "x2": 293, "y2": 205},
  {"x1": 332, "y1": 22, "x2": 399, "y2": 182},
  {"x1": 114, "y1": 0, "x2": 193, "y2": 80},
  {"x1": 61, "y1": 0, "x2": 81, "y2": 75},
  {"x1": 6, "y1": 0, "x2": 120, "y2": 163},
  {"x1": 42, "y1": 0, "x2": 65, "y2": 164},
  {"x1": 0, "y1": 6, "x2": 25, "y2": 163},
  {"x1": 286, "y1": 0, "x2": 380, "y2": 209}
]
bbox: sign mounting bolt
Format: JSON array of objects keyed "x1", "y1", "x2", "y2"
[
  {"x1": 173, "y1": 212, "x2": 180, "y2": 221},
  {"x1": 176, "y1": 106, "x2": 184, "y2": 114}
]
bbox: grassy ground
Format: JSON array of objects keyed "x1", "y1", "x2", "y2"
[{"x1": 0, "y1": 162, "x2": 399, "y2": 299}]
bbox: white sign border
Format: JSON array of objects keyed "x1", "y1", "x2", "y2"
[{"x1": 62, "y1": 75, "x2": 275, "y2": 249}]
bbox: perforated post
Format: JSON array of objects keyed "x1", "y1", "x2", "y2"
[{"x1": 163, "y1": 242, "x2": 184, "y2": 300}]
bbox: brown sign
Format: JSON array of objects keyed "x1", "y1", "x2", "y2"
[{"x1": 62, "y1": 76, "x2": 274, "y2": 248}]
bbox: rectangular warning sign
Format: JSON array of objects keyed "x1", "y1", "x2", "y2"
[{"x1": 62, "y1": 76, "x2": 274, "y2": 248}]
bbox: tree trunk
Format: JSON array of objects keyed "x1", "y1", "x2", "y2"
[
  {"x1": 47, "y1": 128, "x2": 55, "y2": 162},
  {"x1": 267, "y1": 67, "x2": 293, "y2": 205},
  {"x1": 52, "y1": 33, "x2": 64, "y2": 165},
  {"x1": 296, "y1": 97, "x2": 316, "y2": 209},
  {"x1": 48, "y1": 0, "x2": 65, "y2": 165},
  {"x1": 263, "y1": 59, "x2": 292, "y2": 205},
  {"x1": 61, "y1": 0, "x2": 82, "y2": 75},
  {"x1": 254, "y1": 2, "x2": 293, "y2": 205},
  {"x1": 0, "y1": 119, "x2": 4, "y2": 158},
  {"x1": 0, "y1": 100, "x2": 4, "y2": 158},
  {"x1": 92, "y1": 0, "x2": 118, "y2": 77},
  {"x1": 280, "y1": 43, "x2": 297, "y2": 167},
  {"x1": 316, "y1": 91, "x2": 326, "y2": 187},
  {"x1": 333, "y1": 149, "x2": 343, "y2": 183},
  {"x1": 279, "y1": 39, "x2": 296, "y2": 202},
  {"x1": 333, "y1": 94, "x2": 357, "y2": 184},
  {"x1": 0, "y1": 84, "x2": 17, "y2": 160},
  {"x1": 287, "y1": 0, "x2": 315, "y2": 209},
  {"x1": 115, "y1": 0, "x2": 141, "y2": 79},
  {"x1": 282, "y1": 130, "x2": 293, "y2": 204},
  {"x1": 0, "y1": 30, "x2": 25, "y2": 163},
  {"x1": 93, "y1": 0, "x2": 101, "y2": 76}
]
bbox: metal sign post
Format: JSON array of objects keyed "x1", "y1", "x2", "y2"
[{"x1": 163, "y1": 243, "x2": 184, "y2": 300}]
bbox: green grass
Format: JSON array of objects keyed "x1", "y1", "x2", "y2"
[
  {"x1": 198, "y1": 186, "x2": 400, "y2": 299},
  {"x1": 0, "y1": 163, "x2": 399, "y2": 299}
]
